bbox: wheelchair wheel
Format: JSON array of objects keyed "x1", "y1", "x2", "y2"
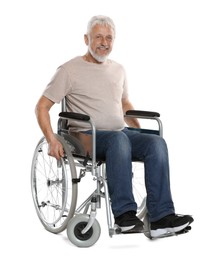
[
  {"x1": 67, "y1": 214, "x2": 101, "y2": 247},
  {"x1": 132, "y1": 162, "x2": 147, "y2": 220},
  {"x1": 31, "y1": 134, "x2": 78, "y2": 233}
]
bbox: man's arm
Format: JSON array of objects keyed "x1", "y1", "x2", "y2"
[
  {"x1": 122, "y1": 98, "x2": 141, "y2": 128},
  {"x1": 35, "y1": 95, "x2": 64, "y2": 160}
]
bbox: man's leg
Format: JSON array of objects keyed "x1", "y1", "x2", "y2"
[
  {"x1": 95, "y1": 130, "x2": 144, "y2": 233},
  {"x1": 123, "y1": 128, "x2": 174, "y2": 221},
  {"x1": 95, "y1": 130, "x2": 136, "y2": 216},
  {"x1": 123, "y1": 128, "x2": 193, "y2": 237}
]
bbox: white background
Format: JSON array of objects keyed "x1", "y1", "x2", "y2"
[{"x1": 0, "y1": 0, "x2": 217, "y2": 259}]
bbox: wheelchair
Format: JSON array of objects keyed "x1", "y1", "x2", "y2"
[{"x1": 31, "y1": 99, "x2": 163, "y2": 247}]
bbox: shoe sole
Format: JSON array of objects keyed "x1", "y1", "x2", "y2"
[
  {"x1": 150, "y1": 222, "x2": 190, "y2": 238},
  {"x1": 115, "y1": 223, "x2": 144, "y2": 234}
]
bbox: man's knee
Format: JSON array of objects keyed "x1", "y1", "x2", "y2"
[
  {"x1": 107, "y1": 131, "x2": 131, "y2": 154},
  {"x1": 147, "y1": 135, "x2": 168, "y2": 157}
]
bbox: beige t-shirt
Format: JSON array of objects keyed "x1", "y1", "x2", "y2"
[{"x1": 43, "y1": 56, "x2": 128, "y2": 131}]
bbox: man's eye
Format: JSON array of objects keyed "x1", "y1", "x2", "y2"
[{"x1": 107, "y1": 36, "x2": 113, "y2": 41}]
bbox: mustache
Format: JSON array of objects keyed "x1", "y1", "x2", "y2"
[{"x1": 97, "y1": 45, "x2": 109, "y2": 50}]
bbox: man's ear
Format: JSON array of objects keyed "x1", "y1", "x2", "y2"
[{"x1": 84, "y1": 34, "x2": 89, "y2": 46}]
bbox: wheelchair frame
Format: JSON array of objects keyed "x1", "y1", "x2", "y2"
[{"x1": 31, "y1": 98, "x2": 163, "y2": 247}]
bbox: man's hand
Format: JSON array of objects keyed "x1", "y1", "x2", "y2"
[{"x1": 48, "y1": 138, "x2": 65, "y2": 160}]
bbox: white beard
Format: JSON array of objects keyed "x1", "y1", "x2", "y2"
[{"x1": 88, "y1": 45, "x2": 109, "y2": 63}]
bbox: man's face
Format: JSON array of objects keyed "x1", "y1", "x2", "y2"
[{"x1": 85, "y1": 24, "x2": 114, "y2": 62}]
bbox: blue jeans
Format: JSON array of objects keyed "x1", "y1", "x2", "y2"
[{"x1": 84, "y1": 128, "x2": 175, "y2": 222}]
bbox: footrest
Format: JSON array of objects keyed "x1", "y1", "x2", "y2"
[{"x1": 150, "y1": 225, "x2": 192, "y2": 239}]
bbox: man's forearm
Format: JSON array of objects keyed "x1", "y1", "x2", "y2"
[{"x1": 35, "y1": 107, "x2": 55, "y2": 142}]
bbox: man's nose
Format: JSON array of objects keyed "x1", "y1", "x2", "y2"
[{"x1": 101, "y1": 37, "x2": 108, "y2": 45}]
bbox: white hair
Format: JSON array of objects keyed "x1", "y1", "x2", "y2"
[{"x1": 87, "y1": 15, "x2": 116, "y2": 37}]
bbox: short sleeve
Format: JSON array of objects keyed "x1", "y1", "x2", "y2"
[{"x1": 43, "y1": 67, "x2": 72, "y2": 104}]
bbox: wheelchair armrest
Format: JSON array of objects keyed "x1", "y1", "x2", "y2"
[
  {"x1": 59, "y1": 112, "x2": 90, "y2": 121},
  {"x1": 125, "y1": 110, "x2": 163, "y2": 137},
  {"x1": 125, "y1": 110, "x2": 160, "y2": 118}
]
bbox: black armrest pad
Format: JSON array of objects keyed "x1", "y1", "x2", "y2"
[
  {"x1": 59, "y1": 112, "x2": 90, "y2": 121},
  {"x1": 126, "y1": 110, "x2": 160, "y2": 117}
]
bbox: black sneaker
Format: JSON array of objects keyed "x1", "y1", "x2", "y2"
[
  {"x1": 115, "y1": 211, "x2": 144, "y2": 233},
  {"x1": 150, "y1": 214, "x2": 194, "y2": 238}
]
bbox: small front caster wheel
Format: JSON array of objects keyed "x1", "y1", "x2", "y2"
[{"x1": 67, "y1": 214, "x2": 101, "y2": 247}]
